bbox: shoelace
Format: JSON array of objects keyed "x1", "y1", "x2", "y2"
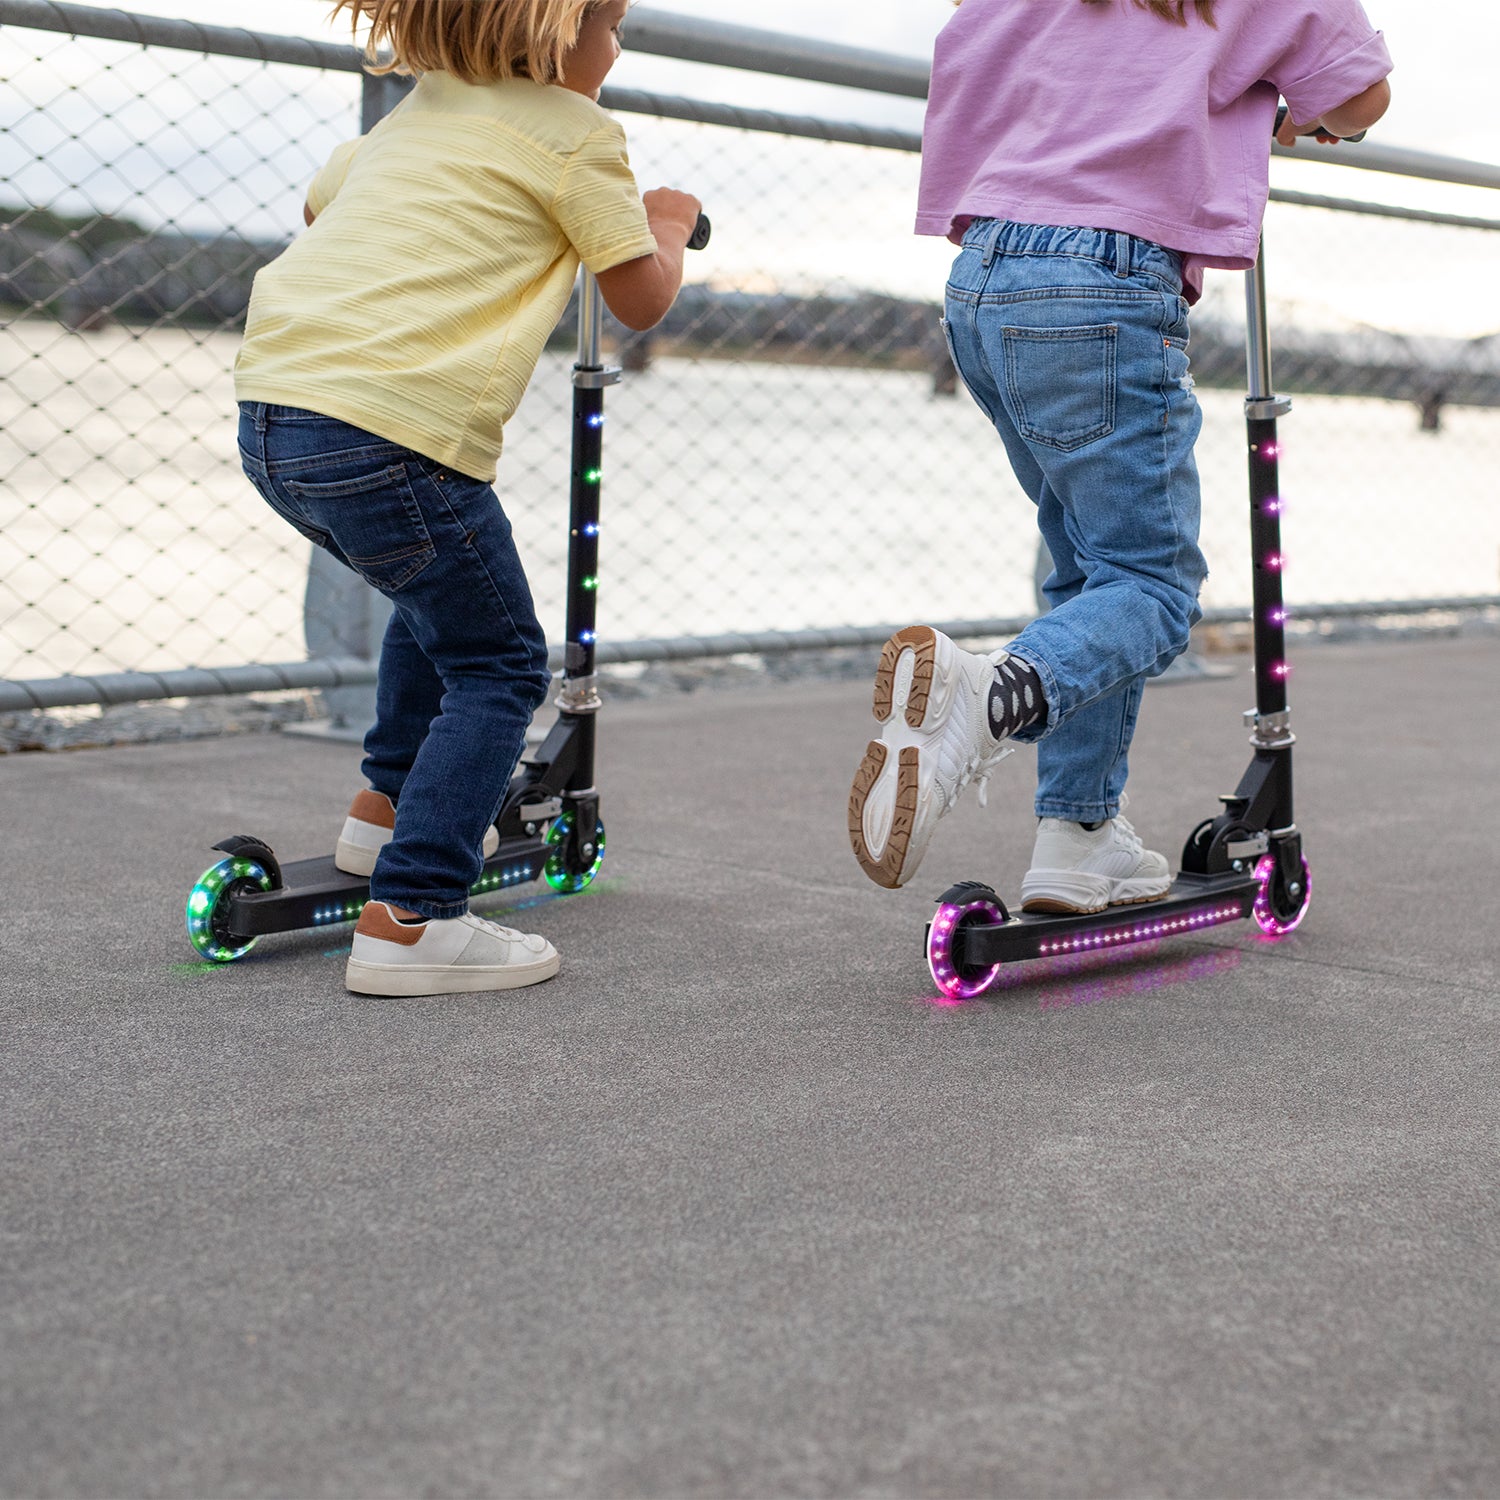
[
  {"x1": 962, "y1": 744, "x2": 1016, "y2": 809},
  {"x1": 468, "y1": 913, "x2": 525, "y2": 943},
  {"x1": 1111, "y1": 814, "x2": 1145, "y2": 853}
]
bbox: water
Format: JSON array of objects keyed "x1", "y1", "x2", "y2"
[{"x1": 2, "y1": 319, "x2": 1496, "y2": 681}]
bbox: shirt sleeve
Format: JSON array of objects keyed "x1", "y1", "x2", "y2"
[
  {"x1": 552, "y1": 123, "x2": 658, "y2": 274},
  {"x1": 1266, "y1": 3, "x2": 1393, "y2": 126},
  {"x1": 306, "y1": 139, "x2": 361, "y2": 218}
]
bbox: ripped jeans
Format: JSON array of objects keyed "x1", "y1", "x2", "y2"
[{"x1": 941, "y1": 220, "x2": 1209, "y2": 823}]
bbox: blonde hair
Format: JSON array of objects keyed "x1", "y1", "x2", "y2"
[
  {"x1": 331, "y1": 0, "x2": 604, "y2": 87},
  {"x1": 1081, "y1": 0, "x2": 1217, "y2": 23}
]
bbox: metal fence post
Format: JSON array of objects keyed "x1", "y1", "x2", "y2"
[{"x1": 288, "y1": 69, "x2": 415, "y2": 743}]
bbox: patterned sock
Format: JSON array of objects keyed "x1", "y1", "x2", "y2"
[{"x1": 986, "y1": 653, "x2": 1047, "y2": 740}]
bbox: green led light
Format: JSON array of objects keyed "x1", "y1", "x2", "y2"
[
  {"x1": 184, "y1": 856, "x2": 272, "y2": 965},
  {"x1": 543, "y1": 812, "x2": 606, "y2": 894},
  {"x1": 585, "y1": 468, "x2": 602, "y2": 484},
  {"x1": 582, "y1": 576, "x2": 598, "y2": 591}
]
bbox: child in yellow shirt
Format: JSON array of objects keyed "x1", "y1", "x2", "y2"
[{"x1": 235, "y1": 0, "x2": 700, "y2": 996}]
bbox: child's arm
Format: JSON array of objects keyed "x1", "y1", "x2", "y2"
[
  {"x1": 594, "y1": 187, "x2": 702, "y2": 332},
  {"x1": 1276, "y1": 78, "x2": 1391, "y2": 145}
]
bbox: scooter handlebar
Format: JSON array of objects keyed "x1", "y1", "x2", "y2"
[
  {"x1": 1273, "y1": 103, "x2": 1366, "y2": 145},
  {"x1": 687, "y1": 213, "x2": 712, "y2": 252}
]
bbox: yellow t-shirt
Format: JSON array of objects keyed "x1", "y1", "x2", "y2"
[{"x1": 233, "y1": 74, "x2": 657, "y2": 480}]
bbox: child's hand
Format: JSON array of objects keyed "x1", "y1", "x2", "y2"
[
  {"x1": 1275, "y1": 114, "x2": 1339, "y2": 147},
  {"x1": 643, "y1": 187, "x2": 703, "y2": 246}
]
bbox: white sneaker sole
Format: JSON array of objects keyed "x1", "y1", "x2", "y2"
[
  {"x1": 345, "y1": 950, "x2": 560, "y2": 996},
  {"x1": 1020, "y1": 869, "x2": 1172, "y2": 915},
  {"x1": 848, "y1": 626, "x2": 963, "y2": 889}
]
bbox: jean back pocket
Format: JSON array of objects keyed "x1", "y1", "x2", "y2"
[
  {"x1": 283, "y1": 463, "x2": 437, "y2": 593},
  {"x1": 1002, "y1": 323, "x2": 1118, "y2": 453}
]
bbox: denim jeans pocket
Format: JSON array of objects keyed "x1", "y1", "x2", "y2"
[
  {"x1": 283, "y1": 462, "x2": 437, "y2": 593},
  {"x1": 1002, "y1": 323, "x2": 1118, "y2": 452}
]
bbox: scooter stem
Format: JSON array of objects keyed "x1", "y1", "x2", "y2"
[
  {"x1": 1243, "y1": 237, "x2": 1293, "y2": 734},
  {"x1": 1244, "y1": 239, "x2": 1276, "y2": 405},
  {"x1": 577, "y1": 268, "x2": 606, "y2": 371},
  {"x1": 560, "y1": 270, "x2": 619, "y2": 714}
]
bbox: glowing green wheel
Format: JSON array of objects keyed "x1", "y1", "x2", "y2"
[
  {"x1": 544, "y1": 812, "x2": 605, "y2": 894},
  {"x1": 185, "y1": 856, "x2": 272, "y2": 962}
]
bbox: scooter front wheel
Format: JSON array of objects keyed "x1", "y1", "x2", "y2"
[
  {"x1": 544, "y1": 812, "x2": 606, "y2": 894},
  {"x1": 185, "y1": 855, "x2": 273, "y2": 962},
  {"x1": 1253, "y1": 853, "x2": 1310, "y2": 938}
]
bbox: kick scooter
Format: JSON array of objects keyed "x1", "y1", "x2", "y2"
[
  {"x1": 185, "y1": 217, "x2": 712, "y2": 963},
  {"x1": 926, "y1": 232, "x2": 1312, "y2": 999}
]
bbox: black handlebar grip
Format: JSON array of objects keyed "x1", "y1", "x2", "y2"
[
  {"x1": 1274, "y1": 103, "x2": 1365, "y2": 144},
  {"x1": 687, "y1": 213, "x2": 712, "y2": 252}
]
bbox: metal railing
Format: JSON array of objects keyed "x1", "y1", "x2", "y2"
[{"x1": 2, "y1": 1, "x2": 1498, "y2": 716}]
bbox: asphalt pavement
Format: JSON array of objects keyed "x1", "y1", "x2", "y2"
[{"x1": 3, "y1": 634, "x2": 1497, "y2": 1498}]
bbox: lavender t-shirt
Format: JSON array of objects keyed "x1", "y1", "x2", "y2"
[{"x1": 917, "y1": 0, "x2": 1392, "y2": 302}]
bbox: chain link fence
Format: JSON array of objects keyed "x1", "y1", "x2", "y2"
[{"x1": 3, "y1": 3, "x2": 1499, "y2": 714}]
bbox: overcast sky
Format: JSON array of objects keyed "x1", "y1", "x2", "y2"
[
  {"x1": 74, "y1": 0, "x2": 1500, "y2": 168},
  {"x1": 43, "y1": 1, "x2": 1500, "y2": 333}
]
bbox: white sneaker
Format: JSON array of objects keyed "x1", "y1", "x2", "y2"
[
  {"x1": 848, "y1": 625, "x2": 1015, "y2": 889},
  {"x1": 335, "y1": 789, "x2": 498, "y2": 877},
  {"x1": 1020, "y1": 807, "x2": 1172, "y2": 914},
  {"x1": 345, "y1": 901, "x2": 560, "y2": 996}
]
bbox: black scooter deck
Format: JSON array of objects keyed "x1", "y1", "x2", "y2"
[
  {"x1": 940, "y1": 871, "x2": 1262, "y2": 969},
  {"x1": 225, "y1": 836, "x2": 551, "y2": 937}
]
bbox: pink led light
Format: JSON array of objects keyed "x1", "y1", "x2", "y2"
[
  {"x1": 1039, "y1": 904, "x2": 1245, "y2": 957},
  {"x1": 1253, "y1": 855, "x2": 1311, "y2": 938},
  {"x1": 1270, "y1": 661, "x2": 1292, "y2": 680},
  {"x1": 1269, "y1": 607, "x2": 1288, "y2": 625},
  {"x1": 1264, "y1": 553, "x2": 1285, "y2": 572},
  {"x1": 927, "y1": 897, "x2": 1006, "y2": 999}
]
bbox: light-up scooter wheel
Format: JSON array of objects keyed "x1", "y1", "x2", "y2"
[
  {"x1": 1253, "y1": 852, "x2": 1310, "y2": 938},
  {"x1": 927, "y1": 885, "x2": 1009, "y2": 999},
  {"x1": 185, "y1": 856, "x2": 273, "y2": 962},
  {"x1": 544, "y1": 812, "x2": 606, "y2": 894}
]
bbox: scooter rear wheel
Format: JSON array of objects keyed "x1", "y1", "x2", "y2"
[
  {"x1": 185, "y1": 855, "x2": 273, "y2": 962},
  {"x1": 927, "y1": 886, "x2": 1009, "y2": 999}
]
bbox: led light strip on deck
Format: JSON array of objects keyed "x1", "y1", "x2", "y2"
[
  {"x1": 311, "y1": 862, "x2": 543, "y2": 927},
  {"x1": 1035, "y1": 903, "x2": 1245, "y2": 956}
]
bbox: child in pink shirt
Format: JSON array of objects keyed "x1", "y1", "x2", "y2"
[{"x1": 848, "y1": 0, "x2": 1390, "y2": 911}]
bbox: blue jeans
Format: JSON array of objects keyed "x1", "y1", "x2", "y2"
[
  {"x1": 942, "y1": 220, "x2": 1208, "y2": 822},
  {"x1": 238, "y1": 404, "x2": 552, "y2": 918}
]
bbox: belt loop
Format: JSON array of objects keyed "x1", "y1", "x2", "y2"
[
  {"x1": 980, "y1": 219, "x2": 1003, "y2": 267},
  {"x1": 1114, "y1": 231, "x2": 1131, "y2": 279}
]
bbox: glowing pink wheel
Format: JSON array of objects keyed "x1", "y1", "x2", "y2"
[
  {"x1": 1254, "y1": 852, "x2": 1311, "y2": 937},
  {"x1": 927, "y1": 888, "x2": 1008, "y2": 999}
]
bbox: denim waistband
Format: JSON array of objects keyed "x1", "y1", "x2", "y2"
[
  {"x1": 960, "y1": 219, "x2": 1183, "y2": 295},
  {"x1": 239, "y1": 401, "x2": 338, "y2": 427}
]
